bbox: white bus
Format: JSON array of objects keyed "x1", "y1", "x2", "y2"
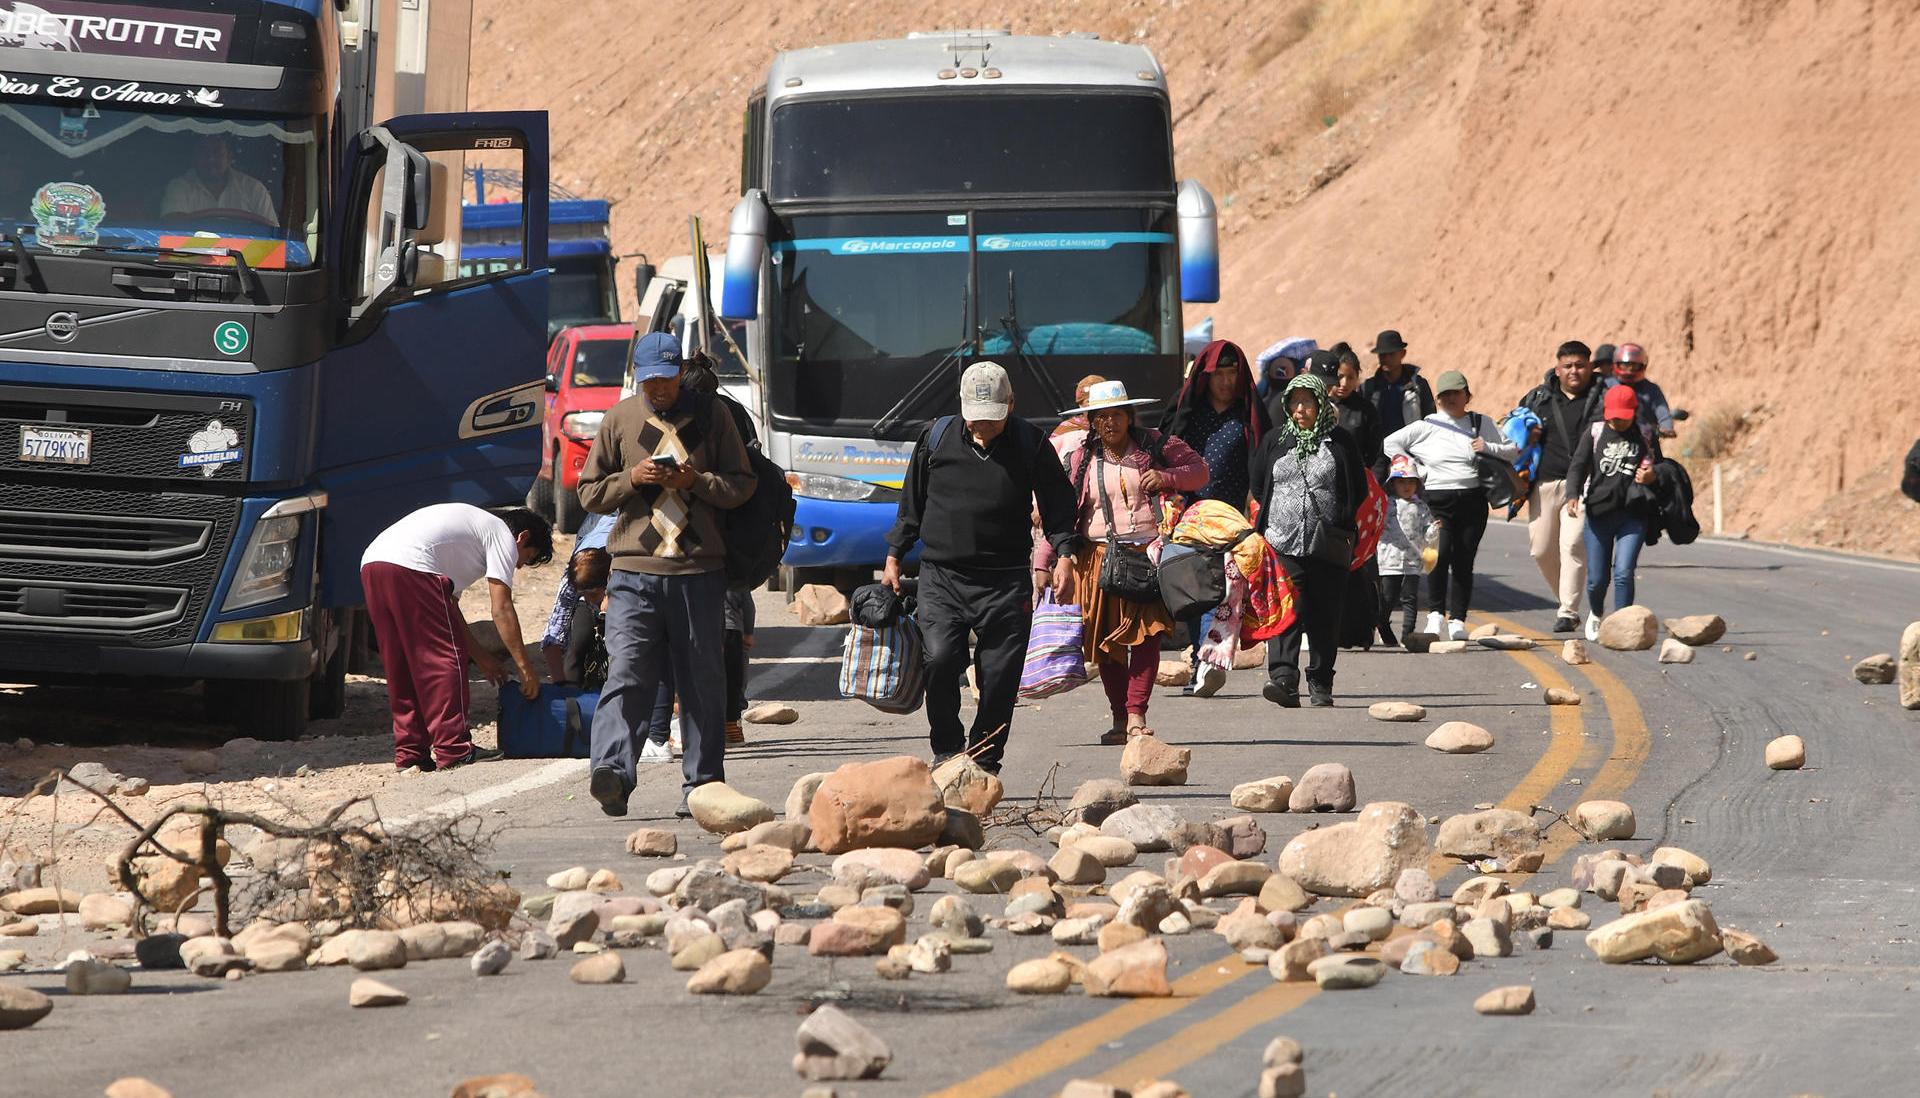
[{"x1": 719, "y1": 31, "x2": 1219, "y2": 590}]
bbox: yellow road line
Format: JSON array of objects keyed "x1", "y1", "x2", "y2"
[
  {"x1": 933, "y1": 616, "x2": 1608, "y2": 1098},
  {"x1": 1090, "y1": 979, "x2": 1321, "y2": 1089},
  {"x1": 918, "y1": 959, "x2": 1257, "y2": 1098},
  {"x1": 1067, "y1": 618, "x2": 1629, "y2": 1096}
]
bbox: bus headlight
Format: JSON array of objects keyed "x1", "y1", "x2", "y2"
[
  {"x1": 561, "y1": 411, "x2": 605, "y2": 440},
  {"x1": 223, "y1": 514, "x2": 302, "y2": 610},
  {"x1": 785, "y1": 471, "x2": 878, "y2": 502}
]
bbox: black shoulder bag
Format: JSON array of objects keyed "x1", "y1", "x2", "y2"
[{"x1": 1094, "y1": 446, "x2": 1161, "y2": 604}]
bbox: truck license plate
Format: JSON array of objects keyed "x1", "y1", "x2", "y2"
[{"x1": 19, "y1": 426, "x2": 92, "y2": 465}]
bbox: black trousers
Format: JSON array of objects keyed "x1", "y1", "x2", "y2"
[
  {"x1": 1424, "y1": 488, "x2": 1490, "y2": 621},
  {"x1": 1379, "y1": 572, "x2": 1421, "y2": 636},
  {"x1": 918, "y1": 561, "x2": 1031, "y2": 770},
  {"x1": 1267, "y1": 555, "x2": 1347, "y2": 689}
]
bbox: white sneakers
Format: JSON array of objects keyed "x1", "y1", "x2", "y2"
[
  {"x1": 1193, "y1": 663, "x2": 1227, "y2": 698},
  {"x1": 1446, "y1": 619, "x2": 1468, "y2": 641},
  {"x1": 1423, "y1": 611, "x2": 1445, "y2": 637},
  {"x1": 1584, "y1": 613, "x2": 1602, "y2": 641},
  {"x1": 639, "y1": 738, "x2": 672, "y2": 762}
]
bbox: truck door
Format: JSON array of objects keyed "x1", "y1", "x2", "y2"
[{"x1": 315, "y1": 112, "x2": 551, "y2": 605}]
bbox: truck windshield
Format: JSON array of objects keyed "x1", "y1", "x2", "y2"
[
  {"x1": 550, "y1": 253, "x2": 616, "y2": 326},
  {"x1": 0, "y1": 102, "x2": 320, "y2": 267},
  {"x1": 767, "y1": 208, "x2": 1179, "y2": 432}
]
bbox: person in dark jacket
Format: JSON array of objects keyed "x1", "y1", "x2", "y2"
[
  {"x1": 1248, "y1": 373, "x2": 1369, "y2": 708},
  {"x1": 1903, "y1": 439, "x2": 1920, "y2": 504},
  {"x1": 1360, "y1": 329, "x2": 1436, "y2": 436},
  {"x1": 1518, "y1": 340, "x2": 1606, "y2": 633},
  {"x1": 1312, "y1": 346, "x2": 1387, "y2": 649},
  {"x1": 884, "y1": 361, "x2": 1080, "y2": 773},
  {"x1": 1565, "y1": 385, "x2": 1662, "y2": 640},
  {"x1": 1163, "y1": 339, "x2": 1269, "y2": 694}
]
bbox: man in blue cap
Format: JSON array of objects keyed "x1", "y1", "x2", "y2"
[{"x1": 576, "y1": 332, "x2": 757, "y2": 816}]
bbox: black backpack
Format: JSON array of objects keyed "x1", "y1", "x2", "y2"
[
  {"x1": 1651, "y1": 458, "x2": 1700, "y2": 547},
  {"x1": 713, "y1": 392, "x2": 796, "y2": 591}
]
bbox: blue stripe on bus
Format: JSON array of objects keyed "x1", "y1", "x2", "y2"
[{"x1": 770, "y1": 232, "x2": 1174, "y2": 256}]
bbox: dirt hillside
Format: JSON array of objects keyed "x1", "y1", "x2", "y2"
[{"x1": 469, "y1": 0, "x2": 1920, "y2": 557}]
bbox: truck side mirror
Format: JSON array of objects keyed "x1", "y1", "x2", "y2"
[
  {"x1": 544, "y1": 373, "x2": 559, "y2": 393},
  {"x1": 351, "y1": 129, "x2": 433, "y2": 322},
  {"x1": 720, "y1": 190, "x2": 767, "y2": 320},
  {"x1": 1177, "y1": 179, "x2": 1220, "y2": 304},
  {"x1": 632, "y1": 261, "x2": 655, "y2": 303}
]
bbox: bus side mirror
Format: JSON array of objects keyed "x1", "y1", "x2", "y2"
[
  {"x1": 720, "y1": 190, "x2": 768, "y2": 320},
  {"x1": 1177, "y1": 180, "x2": 1220, "y2": 304}
]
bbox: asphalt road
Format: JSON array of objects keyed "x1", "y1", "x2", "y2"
[{"x1": 5, "y1": 522, "x2": 1917, "y2": 1098}]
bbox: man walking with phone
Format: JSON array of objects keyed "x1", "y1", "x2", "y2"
[{"x1": 577, "y1": 332, "x2": 756, "y2": 817}]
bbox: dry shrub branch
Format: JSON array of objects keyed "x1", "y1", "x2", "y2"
[{"x1": 12, "y1": 769, "x2": 508, "y2": 939}]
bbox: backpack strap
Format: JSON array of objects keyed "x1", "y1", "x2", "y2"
[{"x1": 927, "y1": 415, "x2": 956, "y2": 453}]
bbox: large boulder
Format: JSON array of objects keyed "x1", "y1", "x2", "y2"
[
  {"x1": 1098, "y1": 804, "x2": 1185, "y2": 852},
  {"x1": 1119, "y1": 734, "x2": 1190, "y2": 787},
  {"x1": 1066, "y1": 779, "x2": 1138, "y2": 826},
  {"x1": 1424, "y1": 722, "x2": 1494, "y2": 754},
  {"x1": 792, "y1": 584, "x2": 851, "y2": 626},
  {"x1": 1664, "y1": 614, "x2": 1727, "y2": 646},
  {"x1": 808, "y1": 757, "x2": 947, "y2": 855},
  {"x1": 1597, "y1": 606, "x2": 1658, "y2": 651},
  {"x1": 1434, "y1": 809, "x2": 1541, "y2": 862},
  {"x1": 1586, "y1": 899, "x2": 1723, "y2": 964},
  {"x1": 1083, "y1": 937, "x2": 1172, "y2": 997},
  {"x1": 1277, "y1": 802, "x2": 1430, "y2": 898},
  {"x1": 932, "y1": 755, "x2": 1005, "y2": 816},
  {"x1": 1287, "y1": 764, "x2": 1356, "y2": 813},
  {"x1": 686, "y1": 782, "x2": 776, "y2": 835}
]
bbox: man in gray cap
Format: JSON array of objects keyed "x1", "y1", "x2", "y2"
[
  {"x1": 577, "y1": 332, "x2": 757, "y2": 817},
  {"x1": 884, "y1": 362, "x2": 1080, "y2": 773}
]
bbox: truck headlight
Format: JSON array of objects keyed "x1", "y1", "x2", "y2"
[
  {"x1": 223, "y1": 514, "x2": 302, "y2": 611},
  {"x1": 785, "y1": 471, "x2": 878, "y2": 502},
  {"x1": 561, "y1": 411, "x2": 605, "y2": 440}
]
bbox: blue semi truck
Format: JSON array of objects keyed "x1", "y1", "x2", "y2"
[
  {"x1": 0, "y1": 0, "x2": 551, "y2": 738},
  {"x1": 460, "y1": 174, "x2": 621, "y2": 333}
]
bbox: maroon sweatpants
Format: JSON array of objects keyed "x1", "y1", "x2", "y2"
[{"x1": 361, "y1": 561, "x2": 474, "y2": 768}]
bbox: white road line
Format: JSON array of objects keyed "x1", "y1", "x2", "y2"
[{"x1": 388, "y1": 757, "x2": 588, "y2": 828}]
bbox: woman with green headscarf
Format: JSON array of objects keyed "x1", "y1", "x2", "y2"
[{"x1": 1247, "y1": 369, "x2": 1369, "y2": 708}]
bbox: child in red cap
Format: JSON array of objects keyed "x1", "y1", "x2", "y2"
[{"x1": 1564, "y1": 385, "x2": 1662, "y2": 640}]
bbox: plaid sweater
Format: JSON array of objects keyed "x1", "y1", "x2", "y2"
[{"x1": 577, "y1": 391, "x2": 755, "y2": 576}]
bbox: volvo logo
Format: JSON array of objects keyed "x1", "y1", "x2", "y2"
[{"x1": 44, "y1": 312, "x2": 79, "y2": 343}]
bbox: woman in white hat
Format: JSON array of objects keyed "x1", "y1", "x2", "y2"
[{"x1": 1034, "y1": 380, "x2": 1209, "y2": 745}]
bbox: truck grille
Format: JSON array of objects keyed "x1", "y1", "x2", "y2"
[
  {"x1": 0, "y1": 508, "x2": 212, "y2": 564},
  {"x1": 0, "y1": 387, "x2": 253, "y2": 483},
  {"x1": 0, "y1": 580, "x2": 187, "y2": 631},
  {"x1": 0, "y1": 483, "x2": 237, "y2": 648}
]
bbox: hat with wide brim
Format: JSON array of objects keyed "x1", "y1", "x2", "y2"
[{"x1": 1062, "y1": 378, "x2": 1155, "y2": 417}]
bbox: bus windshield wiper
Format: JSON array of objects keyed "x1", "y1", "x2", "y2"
[
  {"x1": 1, "y1": 228, "x2": 44, "y2": 291},
  {"x1": 871, "y1": 284, "x2": 972, "y2": 442},
  {"x1": 998, "y1": 271, "x2": 1070, "y2": 417}
]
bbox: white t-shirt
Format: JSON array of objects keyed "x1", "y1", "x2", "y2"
[
  {"x1": 161, "y1": 171, "x2": 277, "y2": 223},
  {"x1": 361, "y1": 503, "x2": 519, "y2": 592}
]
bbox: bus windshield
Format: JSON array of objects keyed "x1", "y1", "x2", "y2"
[
  {"x1": 768, "y1": 208, "x2": 1180, "y2": 432},
  {"x1": 769, "y1": 93, "x2": 1172, "y2": 200},
  {"x1": 0, "y1": 102, "x2": 320, "y2": 267}
]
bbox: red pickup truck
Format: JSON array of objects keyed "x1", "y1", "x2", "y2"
[{"x1": 528, "y1": 323, "x2": 631, "y2": 533}]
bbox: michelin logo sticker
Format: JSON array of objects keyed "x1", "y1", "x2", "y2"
[{"x1": 180, "y1": 418, "x2": 240, "y2": 476}]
